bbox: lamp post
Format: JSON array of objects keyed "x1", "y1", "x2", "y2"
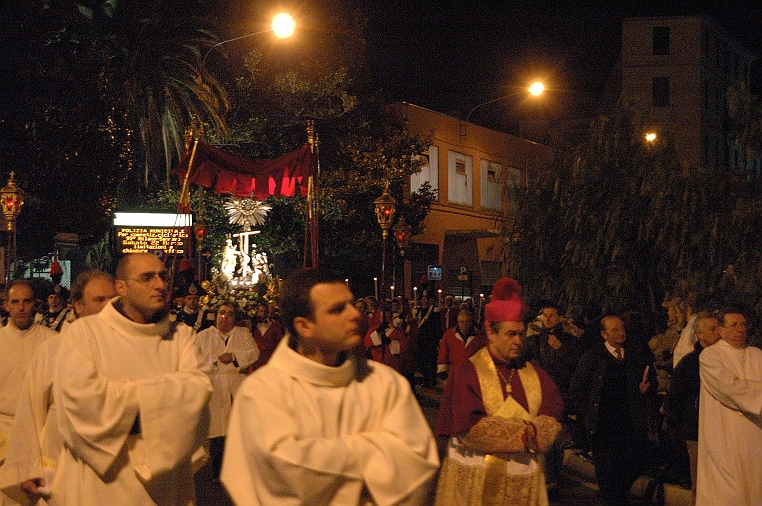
[
  {"x1": 462, "y1": 80, "x2": 545, "y2": 139},
  {"x1": 202, "y1": 12, "x2": 296, "y2": 67},
  {"x1": 392, "y1": 216, "x2": 411, "y2": 302},
  {"x1": 1, "y1": 172, "x2": 25, "y2": 282},
  {"x1": 374, "y1": 182, "x2": 397, "y2": 304},
  {"x1": 393, "y1": 216, "x2": 411, "y2": 256}
]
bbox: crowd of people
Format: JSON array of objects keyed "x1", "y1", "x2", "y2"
[{"x1": 0, "y1": 255, "x2": 761, "y2": 506}]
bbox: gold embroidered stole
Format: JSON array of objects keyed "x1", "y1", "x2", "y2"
[
  {"x1": 469, "y1": 347, "x2": 542, "y2": 419},
  {"x1": 469, "y1": 347, "x2": 545, "y2": 506}
]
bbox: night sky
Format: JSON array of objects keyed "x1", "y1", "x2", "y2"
[{"x1": 356, "y1": 0, "x2": 762, "y2": 129}]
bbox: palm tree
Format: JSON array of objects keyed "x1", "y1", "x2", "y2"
[{"x1": 114, "y1": 7, "x2": 229, "y2": 185}]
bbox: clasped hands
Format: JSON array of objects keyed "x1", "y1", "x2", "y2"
[{"x1": 461, "y1": 414, "x2": 561, "y2": 455}]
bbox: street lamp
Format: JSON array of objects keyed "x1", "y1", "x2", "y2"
[
  {"x1": 202, "y1": 12, "x2": 296, "y2": 67},
  {"x1": 374, "y1": 182, "x2": 397, "y2": 302},
  {"x1": 1, "y1": 172, "x2": 25, "y2": 281},
  {"x1": 465, "y1": 80, "x2": 545, "y2": 124}
]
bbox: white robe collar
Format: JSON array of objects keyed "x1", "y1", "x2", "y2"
[
  {"x1": 268, "y1": 335, "x2": 357, "y2": 387},
  {"x1": 101, "y1": 297, "x2": 173, "y2": 338}
]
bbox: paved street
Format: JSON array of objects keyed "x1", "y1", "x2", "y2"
[{"x1": 195, "y1": 379, "x2": 691, "y2": 505}]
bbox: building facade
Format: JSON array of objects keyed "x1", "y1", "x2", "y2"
[
  {"x1": 621, "y1": 16, "x2": 758, "y2": 175},
  {"x1": 389, "y1": 102, "x2": 554, "y2": 301}
]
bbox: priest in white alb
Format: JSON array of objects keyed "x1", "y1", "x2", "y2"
[
  {"x1": 221, "y1": 268, "x2": 439, "y2": 505},
  {"x1": 0, "y1": 271, "x2": 116, "y2": 505},
  {"x1": 697, "y1": 307, "x2": 762, "y2": 505},
  {"x1": 51, "y1": 253, "x2": 212, "y2": 506},
  {"x1": 0, "y1": 281, "x2": 57, "y2": 506},
  {"x1": 196, "y1": 301, "x2": 259, "y2": 479}
]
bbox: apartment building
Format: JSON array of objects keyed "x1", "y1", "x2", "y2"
[
  {"x1": 389, "y1": 102, "x2": 554, "y2": 299},
  {"x1": 621, "y1": 16, "x2": 758, "y2": 174}
]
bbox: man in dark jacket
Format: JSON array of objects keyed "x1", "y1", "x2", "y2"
[
  {"x1": 524, "y1": 302, "x2": 582, "y2": 498},
  {"x1": 662, "y1": 311, "x2": 720, "y2": 503},
  {"x1": 569, "y1": 315, "x2": 659, "y2": 505}
]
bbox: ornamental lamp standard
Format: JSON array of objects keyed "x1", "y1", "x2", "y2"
[
  {"x1": 393, "y1": 216, "x2": 411, "y2": 256},
  {"x1": 374, "y1": 182, "x2": 397, "y2": 303},
  {"x1": 1, "y1": 172, "x2": 25, "y2": 282}
]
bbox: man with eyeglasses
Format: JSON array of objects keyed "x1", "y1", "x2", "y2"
[
  {"x1": 196, "y1": 302, "x2": 258, "y2": 480},
  {"x1": 50, "y1": 253, "x2": 212, "y2": 505},
  {"x1": 696, "y1": 306, "x2": 762, "y2": 505}
]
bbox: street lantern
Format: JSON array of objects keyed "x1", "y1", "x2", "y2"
[
  {"x1": 373, "y1": 182, "x2": 397, "y2": 240},
  {"x1": 1, "y1": 171, "x2": 24, "y2": 232},
  {"x1": 393, "y1": 216, "x2": 411, "y2": 256},
  {"x1": 1, "y1": 171, "x2": 24, "y2": 282},
  {"x1": 193, "y1": 216, "x2": 209, "y2": 248},
  {"x1": 374, "y1": 182, "x2": 397, "y2": 302}
]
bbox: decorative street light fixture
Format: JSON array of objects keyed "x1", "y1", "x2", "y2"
[
  {"x1": 393, "y1": 216, "x2": 411, "y2": 256},
  {"x1": 1, "y1": 171, "x2": 25, "y2": 281},
  {"x1": 374, "y1": 182, "x2": 397, "y2": 303}
]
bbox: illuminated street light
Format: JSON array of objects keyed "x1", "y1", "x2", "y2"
[
  {"x1": 271, "y1": 13, "x2": 296, "y2": 38},
  {"x1": 374, "y1": 182, "x2": 397, "y2": 302},
  {"x1": 645, "y1": 132, "x2": 657, "y2": 142},
  {"x1": 465, "y1": 80, "x2": 545, "y2": 125},
  {"x1": 528, "y1": 81, "x2": 545, "y2": 96},
  {"x1": 1, "y1": 172, "x2": 24, "y2": 282},
  {"x1": 203, "y1": 12, "x2": 296, "y2": 66}
]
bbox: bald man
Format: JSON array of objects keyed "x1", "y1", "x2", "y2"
[{"x1": 52, "y1": 254, "x2": 212, "y2": 505}]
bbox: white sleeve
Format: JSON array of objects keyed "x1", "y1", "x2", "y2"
[
  {"x1": 229, "y1": 328, "x2": 260, "y2": 366},
  {"x1": 700, "y1": 347, "x2": 762, "y2": 417},
  {"x1": 221, "y1": 367, "x2": 439, "y2": 506},
  {"x1": 54, "y1": 329, "x2": 212, "y2": 479}
]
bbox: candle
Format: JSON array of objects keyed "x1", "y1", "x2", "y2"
[
  {"x1": 413, "y1": 286, "x2": 418, "y2": 304},
  {"x1": 438, "y1": 289, "x2": 442, "y2": 306},
  {"x1": 390, "y1": 285, "x2": 395, "y2": 300},
  {"x1": 345, "y1": 278, "x2": 349, "y2": 289},
  {"x1": 374, "y1": 277, "x2": 378, "y2": 299},
  {"x1": 479, "y1": 293, "x2": 484, "y2": 321}
]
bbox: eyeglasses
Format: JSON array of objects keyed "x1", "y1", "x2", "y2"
[{"x1": 129, "y1": 271, "x2": 171, "y2": 285}]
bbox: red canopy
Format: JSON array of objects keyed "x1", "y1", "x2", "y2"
[{"x1": 174, "y1": 141, "x2": 315, "y2": 199}]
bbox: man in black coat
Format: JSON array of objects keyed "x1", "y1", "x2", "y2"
[
  {"x1": 569, "y1": 315, "x2": 659, "y2": 505},
  {"x1": 662, "y1": 311, "x2": 721, "y2": 502}
]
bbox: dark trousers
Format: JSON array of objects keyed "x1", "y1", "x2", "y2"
[
  {"x1": 209, "y1": 435, "x2": 226, "y2": 479},
  {"x1": 592, "y1": 435, "x2": 643, "y2": 505},
  {"x1": 417, "y1": 337, "x2": 438, "y2": 387}
]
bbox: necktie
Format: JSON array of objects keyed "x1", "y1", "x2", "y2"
[{"x1": 615, "y1": 348, "x2": 623, "y2": 361}]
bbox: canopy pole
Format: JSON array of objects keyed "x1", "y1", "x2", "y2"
[{"x1": 304, "y1": 120, "x2": 319, "y2": 268}]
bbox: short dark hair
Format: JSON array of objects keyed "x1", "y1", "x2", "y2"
[
  {"x1": 279, "y1": 268, "x2": 345, "y2": 338},
  {"x1": 217, "y1": 301, "x2": 236, "y2": 313},
  {"x1": 716, "y1": 305, "x2": 748, "y2": 326}
]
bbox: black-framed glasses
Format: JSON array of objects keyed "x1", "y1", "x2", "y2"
[{"x1": 129, "y1": 271, "x2": 171, "y2": 285}]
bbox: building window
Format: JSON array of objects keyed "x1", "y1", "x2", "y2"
[
  {"x1": 410, "y1": 145, "x2": 439, "y2": 200},
  {"x1": 448, "y1": 150, "x2": 472, "y2": 206},
  {"x1": 480, "y1": 160, "x2": 502, "y2": 210},
  {"x1": 653, "y1": 77, "x2": 670, "y2": 107},
  {"x1": 653, "y1": 26, "x2": 669, "y2": 55}
]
